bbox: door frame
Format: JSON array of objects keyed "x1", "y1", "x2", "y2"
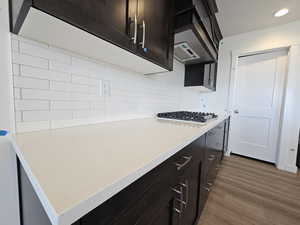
[{"x1": 226, "y1": 46, "x2": 290, "y2": 165}]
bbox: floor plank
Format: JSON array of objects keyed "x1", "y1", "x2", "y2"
[{"x1": 198, "y1": 155, "x2": 300, "y2": 225}]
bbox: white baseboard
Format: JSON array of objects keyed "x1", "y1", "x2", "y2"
[{"x1": 276, "y1": 164, "x2": 298, "y2": 174}]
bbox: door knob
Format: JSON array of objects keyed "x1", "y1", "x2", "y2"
[{"x1": 234, "y1": 110, "x2": 239, "y2": 114}]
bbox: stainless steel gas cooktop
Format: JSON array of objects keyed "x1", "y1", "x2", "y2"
[{"x1": 156, "y1": 111, "x2": 218, "y2": 124}]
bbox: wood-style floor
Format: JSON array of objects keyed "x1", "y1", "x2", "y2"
[{"x1": 198, "y1": 155, "x2": 300, "y2": 225}]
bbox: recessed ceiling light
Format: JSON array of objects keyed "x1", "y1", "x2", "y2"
[{"x1": 274, "y1": 8, "x2": 289, "y2": 17}]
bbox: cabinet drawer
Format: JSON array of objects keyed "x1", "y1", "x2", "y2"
[
  {"x1": 80, "y1": 140, "x2": 202, "y2": 225},
  {"x1": 110, "y1": 178, "x2": 175, "y2": 225},
  {"x1": 81, "y1": 156, "x2": 177, "y2": 225}
]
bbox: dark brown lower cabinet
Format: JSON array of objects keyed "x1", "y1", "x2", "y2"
[
  {"x1": 18, "y1": 119, "x2": 228, "y2": 225},
  {"x1": 76, "y1": 118, "x2": 231, "y2": 225},
  {"x1": 177, "y1": 163, "x2": 201, "y2": 225}
]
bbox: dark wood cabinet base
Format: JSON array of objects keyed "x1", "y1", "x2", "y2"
[{"x1": 74, "y1": 119, "x2": 229, "y2": 225}]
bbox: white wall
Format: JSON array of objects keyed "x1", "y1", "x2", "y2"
[
  {"x1": 11, "y1": 35, "x2": 209, "y2": 133},
  {"x1": 277, "y1": 45, "x2": 300, "y2": 173},
  {"x1": 217, "y1": 20, "x2": 300, "y2": 172},
  {"x1": 0, "y1": 0, "x2": 20, "y2": 224}
]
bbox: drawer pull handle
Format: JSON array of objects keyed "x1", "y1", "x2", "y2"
[
  {"x1": 180, "y1": 180, "x2": 189, "y2": 208},
  {"x1": 175, "y1": 156, "x2": 192, "y2": 171},
  {"x1": 173, "y1": 198, "x2": 184, "y2": 216},
  {"x1": 208, "y1": 155, "x2": 216, "y2": 161},
  {"x1": 172, "y1": 188, "x2": 182, "y2": 195},
  {"x1": 207, "y1": 182, "x2": 213, "y2": 186},
  {"x1": 205, "y1": 187, "x2": 210, "y2": 192},
  {"x1": 173, "y1": 208, "x2": 182, "y2": 214}
]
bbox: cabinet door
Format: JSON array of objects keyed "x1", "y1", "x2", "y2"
[
  {"x1": 206, "y1": 121, "x2": 225, "y2": 160},
  {"x1": 209, "y1": 62, "x2": 217, "y2": 91},
  {"x1": 136, "y1": 0, "x2": 175, "y2": 70},
  {"x1": 202, "y1": 62, "x2": 217, "y2": 91},
  {"x1": 134, "y1": 189, "x2": 177, "y2": 225},
  {"x1": 33, "y1": 0, "x2": 134, "y2": 51},
  {"x1": 178, "y1": 162, "x2": 201, "y2": 225}
]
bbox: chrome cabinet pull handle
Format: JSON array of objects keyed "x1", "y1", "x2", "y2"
[
  {"x1": 174, "y1": 156, "x2": 192, "y2": 171},
  {"x1": 180, "y1": 180, "x2": 189, "y2": 208},
  {"x1": 205, "y1": 187, "x2": 210, "y2": 192},
  {"x1": 172, "y1": 188, "x2": 182, "y2": 195},
  {"x1": 173, "y1": 197, "x2": 184, "y2": 216},
  {"x1": 208, "y1": 154, "x2": 216, "y2": 161},
  {"x1": 173, "y1": 207, "x2": 182, "y2": 214},
  {"x1": 139, "y1": 20, "x2": 146, "y2": 48},
  {"x1": 131, "y1": 14, "x2": 137, "y2": 44}
]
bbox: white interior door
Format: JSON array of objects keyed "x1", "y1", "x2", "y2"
[{"x1": 230, "y1": 51, "x2": 288, "y2": 163}]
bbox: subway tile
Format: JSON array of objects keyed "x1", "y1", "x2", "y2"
[
  {"x1": 19, "y1": 41, "x2": 71, "y2": 64},
  {"x1": 16, "y1": 121, "x2": 51, "y2": 133},
  {"x1": 14, "y1": 76, "x2": 49, "y2": 89},
  {"x1": 72, "y1": 75, "x2": 98, "y2": 86},
  {"x1": 49, "y1": 60, "x2": 73, "y2": 73},
  {"x1": 12, "y1": 52, "x2": 48, "y2": 69},
  {"x1": 89, "y1": 86, "x2": 99, "y2": 95},
  {"x1": 11, "y1": 39, "x2": 19, "y2": 52},
  {"x1": 21, "y1": 65, "x2": 71, "y2": 82},
  {"x1": 15, "y1": 111, "x2": 22, "y2": 122},
  {"x1": 15, "y1": 100, "x2": 50, "y2": 111},
  {"x1": 14, "y1": 88, "x2": 21, "y2": 99},
  {"x1": 51, "y1": 101, "x2": 90, "y2": 110},
  {"x1": 11, "y1": 35, "x2": 201, "y2": 133},
  {"x1": 73, "y1": 110, "x2": 104, "y2": 119},
  {"x1": 90, "y1": 100, "x2": 105, "y2": 110},
  {"x1": 12, "y1": 64, "x2": 20, "y2": 75},
  {"x1": 71, "y1": 56, "x2": 106, "y2": 79},
  {"x1": 71, "y1": 92, "x2": 102, "y2": 101},
  {"x1": 22, "y1": 89, "x2": 71, "y2": 101},
  {"x1": 50, "y1": 81, "x2": 90, "y2": 93},
  {"x1": 23, "y1": 111, "x2": 73, "y2": 122},
  {"x1": 11, "y1": 34, "x2": 49, "y2": 48}
]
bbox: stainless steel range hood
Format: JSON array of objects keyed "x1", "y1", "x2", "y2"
[{"x1": 174, "y1": 9, "x2": 218, "y2": 64}]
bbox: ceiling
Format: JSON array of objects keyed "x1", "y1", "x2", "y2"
[{"x1": 215, "y1": 0, "x2": 300, "y2": 37}]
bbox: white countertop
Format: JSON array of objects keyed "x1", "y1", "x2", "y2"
[{"x1": 10, "y1": 115, "x2": 228, "y2": 225}]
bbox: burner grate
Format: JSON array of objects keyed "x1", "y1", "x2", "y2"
[{"x1": 157, "y1": 111, "x2": 218, "y2": 123}]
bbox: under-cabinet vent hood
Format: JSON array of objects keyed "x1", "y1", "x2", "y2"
[
  {"x1": 174, "y1": 42, "x2": 200, "y2": 63},
  {"x1": 175, "y1": 11, "x2": 217, "y2": 64},
  {"x1": 174, "y1": 3, "x2": 220, "y2": 64}
]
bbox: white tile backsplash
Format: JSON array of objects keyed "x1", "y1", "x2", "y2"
[
  {"x1": 21, "y1": 89, "x2": 71, "y2": 101},
  {"x1": 22, "y1": 110, "x2": 73, "y2": 122},
  {"x1": 51, "y1": 101, "x2": 90, "y2": 111},
  {"x1": 15, "y1": 100, "x2": 50, "y2": 111},
  {"x1": 50, "y1": 81, "x2": 90, "y2": 93},
  {"x1": 12, "y1": 64, "x2": 20, "y2": 75},
  {"x1": 21, "y1": 65, "x2": 71, "y2": 82},
  {"x1": 14, "y1": 76, "x2": 49, "y2": 90},
  {"x1": 12, "y1": 52, "x2": 49, "y2": 69},
  {"x1": 11, "y1": 35, "x2": 205, "y2": 133},
  {"x1": 19, "y1": 41, "x2": 71, "y2": 64}
]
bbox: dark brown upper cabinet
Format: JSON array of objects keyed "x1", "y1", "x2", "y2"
[
  {"x1": 184, "y1": 62, "x2": 217, "y2": 92},
  {"x1": 136, "y1": 0, "x2": 175, "y2": 71},
  {"x1": 32, "y1": 0, "x2": 134, "y2": 51},
  {"x1": 9, "y1": 0, "x2": 175, "y2": 74}
]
